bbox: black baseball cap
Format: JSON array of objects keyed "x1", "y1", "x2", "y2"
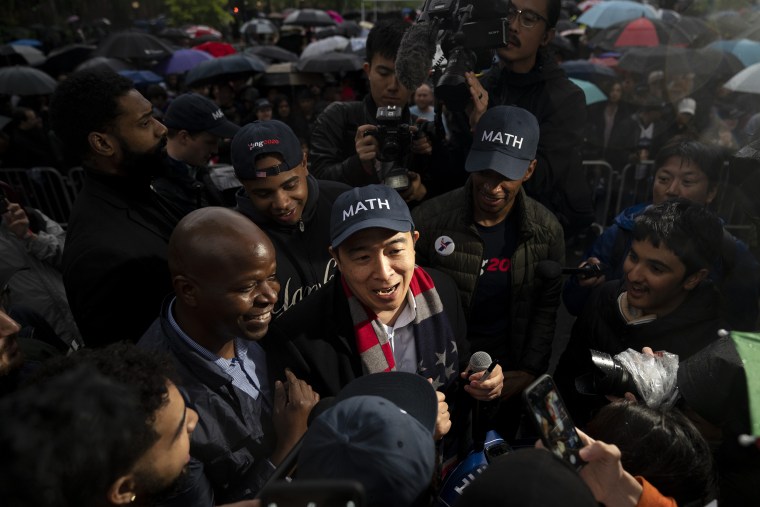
[
  {"x1": 163, "y1": 93, "x2": 239, "y2": 138},
  {"x1": 330, "y1": 184, "x2": 414, "y2": 249},
  {"x1": 466, "y1": 105, "x2": 540, "y2": 180},
  {"x1": 255, "y1": 98, "x2": 272, "y2": 111},
  {"x1": 231, "y1": 120, "x2": 303, "y2": 180}
]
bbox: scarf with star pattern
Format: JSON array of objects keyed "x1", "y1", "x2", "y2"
[{"x1": 342, "y1": 266, "x2": 459, "y2": 390}]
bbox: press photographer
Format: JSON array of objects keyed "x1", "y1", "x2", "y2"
[{"x1": 309, "y1": 20, "x2": 437, "y2": 204}]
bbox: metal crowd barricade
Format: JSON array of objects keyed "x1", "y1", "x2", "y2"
[
  {"x1": 0, "y1": 167, "x2": 76, "y2": 226},
  {"x1": 615, "y1": 160, "x2": 654, "y2": 216},
  {"x1": 582, "y1": 160, "x2": 615, "y2": 228}
]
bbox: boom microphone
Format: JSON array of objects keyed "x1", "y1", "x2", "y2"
[
  {"x1": 395, "y1": 22, "x2": 437, "y2": 92},
  {"x1": 536, "y1": 260, "x2": 608, "y2": 280}
]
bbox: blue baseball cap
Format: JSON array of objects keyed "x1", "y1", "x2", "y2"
[
  {"x1": 465, "y1": 105, "x2": 539, "y2": 180},
  {"x1": 330, "y1": 184, "x2": 414, "y2": 248},
  {"x1": 163, "y1": 93, "x2": 239, "y2": 138},
  {"x1": 231, "y1": 120, "x2": 303, "y2": 180}
]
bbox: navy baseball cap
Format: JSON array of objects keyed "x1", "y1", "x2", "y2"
[
  {"x1": 465, "y1": 105, "x2": 539, "y2": 180},
  {"x1": 231, "y1": 120, "x2": 303, "y2": 180},
  {"x1": 163, "y1": 93, "x2": 239, "y2": 138},
  {"x1": 330, "y1": 184, "x2": 414, "y2": 248}
]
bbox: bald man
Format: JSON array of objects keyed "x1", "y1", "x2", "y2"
[{"x1": 138, "y1": 207, "x2": 318, "y2": 505}]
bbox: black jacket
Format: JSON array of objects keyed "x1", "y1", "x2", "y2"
[
  {"x1": 235, "y1": 175, "x2": 350, "y2": 317},
  {"x1": 554, "y1": 279, "x2": 726, "y2": 425},
  {"x1": 138, "y1": 300, "x2": 277, "y2": 504},
  {"x1": 263, "y1": 267, "x2": 469, "y2": 397},
  {"x1": 151, "y1": 155, "x2": 227, "y2": 217},
  {"x1": 481, "y1": 53, "x2": 594, "y2": 232},
  {"x1": 63, "y1": 170, "x2": 181, "y2": 346}
]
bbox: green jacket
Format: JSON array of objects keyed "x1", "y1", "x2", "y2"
[{"x1": 412, "y1": 180, "x2": 565, "y2": 374}]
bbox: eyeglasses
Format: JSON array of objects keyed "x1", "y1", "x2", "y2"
[{"x1": 506, "y1": 3, "x2": 549, "y2": 29}]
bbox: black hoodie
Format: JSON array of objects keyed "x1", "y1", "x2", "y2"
[{"x1": 235, "y1": 174, "x2": 350, "y2": 317}]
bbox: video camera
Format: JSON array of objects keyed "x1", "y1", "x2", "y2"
[
  {"x1": 418, "y1": 0, "x2": 511, "y2": 111},
  {"x1": 364, "y1": 105, "x2": 435, "y2": 192}
]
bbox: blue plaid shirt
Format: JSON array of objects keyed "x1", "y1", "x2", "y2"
[{"x1": 168, "y1": 299, "x2": 271, "y2": 408}]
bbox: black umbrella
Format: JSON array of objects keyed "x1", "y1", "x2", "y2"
[
  {"x1": 0, "y1": 66, "x2": 57, "y2": 95},
  {"x1": 663, "y1": 16, "x2": 719, "y2": 48},
  {"x1": 41, "y1": 44, "x2": 96, "y2": 75},
  {"x1": 0, "y1": 44, "x2": 46, "y2": 66},
  {"x1": 261, "y1": 62, "x2": 324, "y2": 87},
  {"x1": 75, "y1": 56, "x2": 134, "y2": 73},
  {"x1": 241, "y1": 18, "x2": 279, "y2": 36},
  {"x1": 185, "y1": 54, "x2": 268, "y2": 87},
  {"x1": 617, "y1": 46, "x2": 743, "y2": 79},
  {"x1": 245, "y1": 45, "x2": 299, "y2": 63},
  {"x1": 283, "y1": 9, "x2": 337, "y2": 27},
  {"x1": 94, "y1": 30, "x2": 174, "y2": 61},
  {"x1": 296, "y1": 51, "x2": 363, "y2": 73},
  {"x1": 559, "y1": 59, "x2": 616, "y2": 84}
]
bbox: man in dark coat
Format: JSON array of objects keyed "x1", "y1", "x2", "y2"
[
  {"x1": 50, "y1": 69, "x2": 183, "y2": 346},
  {"x1": 231, "y1": 120, "x2": 349, "y2": 317},
  {"x1": 138, "y1": 207, "x2": 318, "y2": 504}
]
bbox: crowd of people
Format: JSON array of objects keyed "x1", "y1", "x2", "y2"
[{"x1": 1, "y1": 0, "x2": 760, "y2": 506}]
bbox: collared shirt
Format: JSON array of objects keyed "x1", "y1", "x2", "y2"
[
  {"x1": 381, "y1": 290, "x2": 418, "y2": 373},
  {"x1": 168, "y1": 298, "x2": 270, "y2": 406}
]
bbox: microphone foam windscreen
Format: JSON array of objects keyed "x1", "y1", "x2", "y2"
[{"x1": 395, "y1": 22, "x2": 437, "y2": 92}]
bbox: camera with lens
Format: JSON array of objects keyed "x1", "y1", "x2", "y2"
[
  {"x1": 364, "y1": 105, "x2": 414, "y2": 191},
  {"x1": 574, "y1": 350, "x2": 641, "y2": 399},
  {"x1": 418, "y1": 0, "x2": 511, "y2": 111}
]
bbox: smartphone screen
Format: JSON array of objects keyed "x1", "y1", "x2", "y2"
[
  {"x1": 523, "y1": 374, "x2": 585, "y2": 470},
  {"x1": 259, "y1": 480, "x2": 365, "y2": 507}
]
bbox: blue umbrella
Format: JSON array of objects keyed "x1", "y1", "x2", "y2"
[
  {"x1": 154, "y1": 49, "x2": 213, "y2": 76},
  {"x1": 118, "y1": 70, "x2": 164, "y2": 85},
  {"x1": 577, "y1": 1, "x2": 657, "y2": 29},
  {"x1": 570, "y1": 78, "x2": 606, "y2": 105},
  {"x1": 707, "y1": 39, "x2": 760, "y2": 67},
  {"x1": 9, "y1": 39, "x2": 42, "y2": 47}
]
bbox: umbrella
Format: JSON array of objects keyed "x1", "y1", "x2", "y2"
[
  {"x1": 578, "y1": 0, "x2": 602, "y2": 12},
  {"x1": 8, "y1": 39, "x2": 42, "y2": 47},
  {"x1": 708, "y1": 10, "x2": 751, "y2": 39},
  {"x1": 662, "y1": 15, "x2": 719, "y2": 48},
  {"x1": 589, "y1": 17, "x2": 692, "y2": 50},
  {"x1": 0, "y1": 44, "x2": 46, "y2": 66},
  {"x1": 296, "y1": 51, "x2": 363, "y2": 73},
  {"x1": 185, "y1": 53, "x2": 267, "y2": 87},
  {"x1": 75, "y1": 56, "x2": 134, "y2": 73},
  {"x1": 570, "y1": 78, "x2": 606, "y2": 105},
  {"x1": 41, "y1": 44, "x2": 96, "y2": 74},
  {"x1": 577, "y1": 1, "x2": 657, "y2": 29},
  {"x1": 118, "y1": 70, "x2": 164, "y2": 85},
  {"x1": 95, "y1": 31, "x2": 174, "y2": 61},
  {"x1": 154, "y1": 48, "x2": 213, "y2": 75},
  {"x1": 0, "y1": 66, "x2": 57, "y2": 95},
  {"x1": 245, "y1": 45, "x2": 299, "y2": 63},
  {"x1": 560, "y1": 59, "x2": 616, "y2": 83},
  {"x1": 730, "y1": 332, "x2": 760, "y2": 437},
  {"x1": 301, "y1": 36, "x2": 350, "y2": 59},
  {"x1": 618, "y1": 46, "x2": 744, "y2": 80},
  {"x1": 261, "y1": 62, "x2": 325, "y2": 87},
  {"x1": 707, "y1": 39, "x2": 760, "y2": 68},
  {"x1": 193, "y1": 41, "x2": 236, "y2": 58},
  {"x1": 185, "y1": 25, "x2": 223, "y2": 40},
  {"x1": 724, "y1": 62, "x2": 760, "y2": 94},
  {"x1": 158, "y1": 27, "x2": 191, "y2": 42},
  {"x1": 283, "y1": 9, "x2": 337, "y2": 27},
  {"x1": 326, "y1": 10, "x2": 344, "y2": 24},
  {"x1": 240, "y1": 18, "x2": 279, "y2": 36}
]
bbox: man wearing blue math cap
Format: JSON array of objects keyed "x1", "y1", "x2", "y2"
[
  {"x1": 264, "y1": 183, "x2": 503, "y2": 450},
  {"x1": 413, "y1": 105, "x2": 564, "y2": 440}
]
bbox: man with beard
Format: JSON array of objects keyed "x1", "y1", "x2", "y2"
[
  {"x1": 465, "y1": 0, "x2": 593, "y2": 235},
  {"x1": 50, "y1": 69, "x2": 183, "y2": 347},
  {"x1": 412, "y1": 106, "x2": 564, "y2": 440}
]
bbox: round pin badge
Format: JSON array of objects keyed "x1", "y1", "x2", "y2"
[{"x1": 435, "y1": 235, "x2": 455, "y2": 256}]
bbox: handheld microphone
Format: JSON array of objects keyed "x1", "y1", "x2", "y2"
[
  {"x1": 536, "y1": 260, "x2": 608, "y2": 280},
  {"x1": 395, "y1": 22, "x2": 437, "y2": 92},
  {"x1": 467, "y1": 351, "x2": 492, "y2": 376}
]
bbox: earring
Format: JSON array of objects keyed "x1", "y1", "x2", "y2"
[{"x1": 130, "y1": 495, "x2": 137, "y2": 503}]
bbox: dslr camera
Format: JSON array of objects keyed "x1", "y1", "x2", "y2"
[
  {"x1": 574, "y1": 350, "x2": 641, "y2": 399},
  {"x1": 418, "y1": 0, "x2": 511, "y2": 111},
  {"x1": 364, "y1": 105, "x2": 416, "y2": 191}
]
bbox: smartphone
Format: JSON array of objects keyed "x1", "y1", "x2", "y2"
[
  {"x1": 259, "y1": 480, "x2": 365, "y2": 507},
  {"x1": 522, "y1": 374, "x2": 585, "y2": 470}
]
